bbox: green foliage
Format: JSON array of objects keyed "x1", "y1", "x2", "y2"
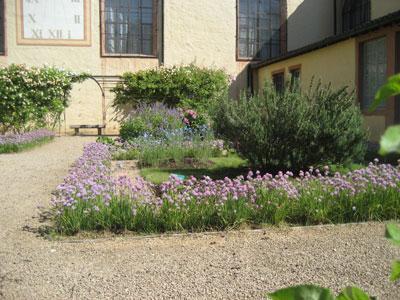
[
  {"x1": 182, "y1": 109, "x2": 209, "y2": 132},
  {"x1": 0, "y1": 136, "x2": 54, "y2": 154},
  {"x1": 379, "y1": 126, "x2": 400, "y2": 155},
  {"x1": 140, "y1": 154, "x2": 248, "y2": 184},
  {"x1": 268, "y1": 285, "x2": 335, "y2": 300},
  {"x1": 385, "y1": 223, "x2": 400, "y2": 282},
  {"x1": 112, "y1": 64, "x2": 229, "y2": 113},
  {"x1": 119, "y1": 103, "x2": 183, "y2": 141},
  {"x1": 120, "y1": 118, "x2": 148, "y2": 141},
  {"x1": 390, "y1": 261, "x2": 400, "y2": 282},
  {"x1": 370, "y1": 74, "x2": 400, "y2": 155},
  {"x1": 0, "y1": 64, "x2": 88, "y2": 133},
  {"x1": 370, "y1": 74, "x2": 400, "y2": 112},
  {"x1": 136, "y1": 135, "x2": 218, "y2": 168},
  {"x1": 267, "y1": 285, "x2": 372, "y2": 300},
  {"x1": 96, "y1": 136, "x2": 115, "y2": 146},
  {"x1": 57, "y1": 179, "x2": 400, "y2": 235},
  {"x1": 336, "y1": 287, "x2": 373, "y2": 300},
  {"x1": 212, "y1": 83, "x2": 368, "y2": 171}
]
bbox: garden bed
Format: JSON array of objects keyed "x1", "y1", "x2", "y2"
[
  {"x1": 0, "y1": 129, "x2": 55, "y2": 153},
  {"x1": 51, "y1": 142, "x2": 400, "y2": 235}
]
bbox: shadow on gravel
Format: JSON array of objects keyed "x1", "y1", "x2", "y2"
[{"x1": 22, "y1": 208, "x2": 55, "y2": 240}]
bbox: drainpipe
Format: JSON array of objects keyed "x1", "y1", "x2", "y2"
[{"x1": 247, "y1": 64, "x2": 254, "y2": 95}]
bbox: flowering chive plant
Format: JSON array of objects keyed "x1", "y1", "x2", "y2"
[
  {"x1": 53, "y1": 143, "x2": 400, "y2": 235},
  {"x1": 0, "y1": 129, "x2": 55, "y2": 153}
]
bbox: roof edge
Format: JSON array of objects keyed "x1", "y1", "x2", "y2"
[{"x1": 252, "y1": 10, "x2": 400, "y2": 70}]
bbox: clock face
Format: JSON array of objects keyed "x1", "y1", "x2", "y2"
[{"x1": 17, "y1": 0, "x2": 91, "y2": 46}]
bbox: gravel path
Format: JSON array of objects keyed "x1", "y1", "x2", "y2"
[{"x1": 0, "y1": 137, "x2": 399, "y2": 299}]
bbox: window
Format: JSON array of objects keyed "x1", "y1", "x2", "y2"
[
  {"x1": 342, "y1": 0, "x2": 370, "y2": 33},
  {"x1": 238, "y1": 0, "x2": 282, "y2": 60},
  {"x1": 272, "y1": 71, "x2": 285, "y2": 93},
  {"x1": 0, "y1": 0, "x2": 4, "y2": 55},
  {"x1": 289, "y1": 67, "x2": 300, "y2": 88},
  {"x1": 101, "y1": 0, "x2": 156, "y2": 56},
  {"x1": 360, "y1": 37, "x2": 387, "y2": 110}
]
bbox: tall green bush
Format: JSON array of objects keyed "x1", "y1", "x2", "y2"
[
  {"x1": 0, "y1": 64, "x2": 88, "y2": 133},
  {"x1": 212, "y1": 83, "x2": 368, "y2": 171},
  {"x1": 112, "y1": 64, "x2": 229, "y2": 113}
]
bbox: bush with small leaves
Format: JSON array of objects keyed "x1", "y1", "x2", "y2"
[
  {"x1": 212, "y1": 83, "x2": 368, "y2": 172},
  {"x1": 112, "y1": 64, "x2": 229, "y2": 114}
]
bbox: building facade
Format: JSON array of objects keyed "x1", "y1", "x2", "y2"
[
  {"x1": 0, "y1": 0, "x2": 289, "y2": 133},
  {"x1": 0, "y1": 1, "x2": 399, "y2": 138},
  {"x1": 252, "y1": 0, "x2": 400, "y2": 141}
]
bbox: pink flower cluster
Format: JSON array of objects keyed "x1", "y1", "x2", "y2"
[
  {"x1": 159, "y1": 162, "x2": 400, "y2": 207},
  {"x1": 183, "y1": 109, "x2": 198, "y2": 125},
  {"x1": 53, "y1": 142, "x2": 400, "y2": 217},
  {"x1": 52, "y1": 143, "x2": 155, "y2": 212}
]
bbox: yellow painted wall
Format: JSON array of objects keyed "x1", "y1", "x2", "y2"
[
  {"x1": 255, "y1": 38, "x2": 388, "y2": 142},
  {"x1": 257, "y1": 39, "x2": 357, "y2": 91}
]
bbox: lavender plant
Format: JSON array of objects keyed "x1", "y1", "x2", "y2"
[
  {"x1": 119, "y1": 103, "x2": 184, "y2": 141},
  {"x1": 0, "y1": 129, "x2": 55, "y2": 153}
]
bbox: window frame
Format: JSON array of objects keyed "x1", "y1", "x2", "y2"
[
  {"x1": 0, "y1": 0, "x2": 5, "y2": 56},
  {"x1": 100, "y1": 0, "x2": 158, "y2": 58},
  {"x1": 289, "y1": 64, "x2": 301, "y2": 89},
  {"x1": 358, "y1": 35, "x2": 388, "y2": 114},
  {"x1": 272, "y1": 68, "x2": 285, "y2": 93},
  {"x1": 356, "y1": 25, "x2": 400, "y2": 129},
  {"x1": 236, "y1": 0, "x2": 287, "y2": 62}
]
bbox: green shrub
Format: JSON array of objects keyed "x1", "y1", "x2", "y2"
[
  {"x1": 120, "y1": 118, "x2": 148, "y2": 141},
  {"x1": 96, "y1": 136, "x2": 115, "y2": 146},
  {"x1": 0, "y1": 64, "x2": 88, "y2": 133},
  {"x1": 119, "y1": 103, "x2": 183, "y2": 141},
  {"x1": 112, "y1": 64, "x2": 229, "y2": 113},
  {"x1": 212, "y1": 83, "x2": 368, "y2": 171}
]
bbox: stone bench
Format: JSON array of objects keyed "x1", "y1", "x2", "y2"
[{"x1": 70, "y1": 125, "x2": 105, "y2": 136}]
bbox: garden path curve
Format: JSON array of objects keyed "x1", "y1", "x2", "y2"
[{"x1": 0, "y1": 136, "x2": 399, "y2": 299}]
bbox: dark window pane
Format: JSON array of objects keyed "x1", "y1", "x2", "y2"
[
  {"x1": 237, "y1": 0, "x2": 282, "y2": 60},
  {"x1": 342, "y1": 0, "x2": 370, "y2": 33},
  {"x1": 273, "y1": 72, "x2": 285, "y2": 93},
  {"x1": 103, "y1": 0, "x2": 155, "y2": 55},
  {"x1": 361, "y1": 37, "x2": 387, "y2": 110},
  {"x1": 290, "y1": 68, "x2": 301, "y2": 90}
]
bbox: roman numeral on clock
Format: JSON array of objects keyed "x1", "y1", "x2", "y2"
[
  {"x1": 48, "y1": 29, "x2": 63, "y2": 39},
  {"x1": 31, "y1": 29, "x2": 42, "y2": 38}
]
